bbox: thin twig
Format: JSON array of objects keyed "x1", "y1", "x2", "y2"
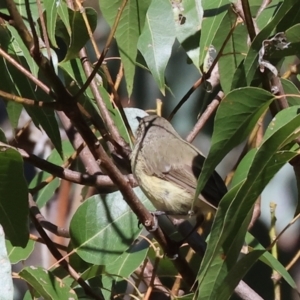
[
  {"x1": 28, "y1": 194, "x2": 104, "y2": 300},
  {"x1": 0, "y1": 90, "x2": 61, "y2": 109},
  {"x1": 0, "y1": 141, "x2": 128, "y2": 189},
  {"x1": 114, "y1": 61, "x2": 124, "y2": 91},
  {"x1": 232, "y1": 0, "x2": 259, "y2": 38},
  {"x1": 134, "y1": 259, "x2": 172, "y2": 297},
  {"x1": 143, "y1": 256, "x2": 161, "y2": 300},
  {"x1": 273, "y1": 250, "x2": 300, "y2": 284},
  {"x1": 235, "y1": 280, "x2": 264, "y2": 300},
  {"x1": 101, "y1": 63, "x2": 135, "y2": 143},
  {"x1": 270, "y1": 75, "x2": 289, "y2": 110},
  {"x1": 168, "y1": 16, "x2": 239, "y2": 120},
  {"x1": 248, "y1": 197, "x2": 261, "y2": 230},
  {"x1": 25, "y1": 0, "x2": 41, "y2": 62},
  {"x1": 29, "y1": 234, "x2": 68, "y2": 251},
  {"x1": 74, "y1": 0, "x2": 129, "y2": 99},
  {"x1": 0, "y1": 48, "x2": 52, "y2": 96},
  {"x1": 268, "y1": 213, "x2": 300, "y2": 250},
  {"x1": 29, "y1": 196, "x2": 70, "y2": 238},
  {"x1": 79, "y1": 49, "x2": 129, "y2": 151},
  {"x1": 186, "y1": 91, "x2": 224, "y2": 143},
  {"x1": 36, "y1": 0, "x2": 51, "y2": 59},
  {"x1": 225, "y1": 108, "x2": 268, "y2": 186},
  {"x1": 269, "y1": 202, "x2": 280, "y2": 300},
  {"x1": 240, "y1": 0, "x2": 257, "y2": 42},
  {"x1": 75, "y1": 0, "x2": 99, "y2": 57}
]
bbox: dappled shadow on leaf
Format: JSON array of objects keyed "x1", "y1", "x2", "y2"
[
  {"x1": 203, "y1": 5, "x2": 229, "y2": 18},
  {"x1": 69, "y1": 191, "x2": 144, "y2": 265}
]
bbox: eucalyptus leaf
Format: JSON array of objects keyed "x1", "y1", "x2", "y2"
[
  {"x1": 199, "y1": 0, "x2": 229, "y2": 65},
  {"x1": 44, "y1": 0, "x2": 58, "y2": 47},
  {"x1": 29, "y1": 141, "x2": 74, "y2": 208},
  {"x1": 197, "y1": 107, "x2": 300, "y2": 298},
  {"x1": 5, "y1": 239, "x2": 35, "y2": 264},
  {"x1": 70, "y1": 187, "x2": 153, "y2": 265},
  {"x1": 63, "y1": 8, "x2": 98, "y2": 61},
  {"x1": 137, "y1": 0, "x2": 176, "y2": 94},
  {"x1": 19, "y1": 266, "x2": 78, "y2": 300},
  {"x1": 246, "y1": 232, "x2": 297, "y2": 290},
  {"x1": 195, "y1": 87, "x2": 275, "y2": 205},
  {"x1": 99, "y1": 0, "x2": 151, "y2": 96},
  {"x1": 0, "y1": 148, "x2": 28, "y2": 247},
  {"x1": 174, "y1": 0, "x2": 203, "y2": 69}
]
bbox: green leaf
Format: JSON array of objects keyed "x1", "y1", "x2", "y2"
[
  {"x1": 199, "y1": 0, "x2": 229, "y2": 65},
  {"x1": 59, "y1": 60, "x2": 132, "y2": 144},
  {"x1": 195, "y1": 87, "x2": 275, "y2": 204},
  {"x1": 1, "y1": 1, "x2": 39, "y2": 76},
  {"x1": 0, "y1": 226, "x2": 13, "y2": 300},
  {"x1": 231, "y1": 149, "x2": 256, "y2": 187},
  {"x1": 285, "y1": 24, "x2": 300, "y2": 43},
  {"x1": 0, "y1": 26, "x2": 24, "y2": 127},
  {"x1": 218, "y1": 11, "x2": 248, "y2": 93},
  {"x1": 98, "y1": 86, "x2": 131, "y2": 144},
  {"x1": 8, "y1": 0, "x2": 41, "y2": 22},
  {"x1": 29, "y1": 141, "x2": 75, "y2": 208},
  {"x1": 0, "y1": 128, "x2": 7, "y2": 143},
  {"x1": 71, "y1": 265, "x2": 105, "y2": 288},
  {"x1": 137, "y1": 0, "x2": 176, "y2": 94},
  {"x1": 0, "y1": 148, "x2": 29, "y2": 247},
  {"x1": 105, "y1": 238, "x2": 149, "y2": 278},
  {"x1": 241, "y1": 0, "x2": 299, "y2": 87},
  {"x1": 195, "y1": 182, "x2": 245, "y2": 299},
  {"x1": 19, "y1": 266, "x2": 78, "y2": 300},
  {"x1": 5, "y1": 239, "x2": 35, "y2": 264},
  {"x1": 216, "y1": 250, "x2": 265, "y2": 300},
  {"x1": 70, "y1": 187, "x2": 153, "y2": 265},
  {"x1": 280, "y1": 78, "x2": 300, "y2": 106},
  {"x1": 197, "y1": 107, "x2": 300, "y2": 298},
  {"x1": 33, "y1": 178, "x2": 60, "y2": 208},
  {"x1": 0, "y1": 47, "x2": 62, "y2": 155},
  {"x1": 44, "y1": 0, "x2": 58, "y2": 48},
  {"x1": 63, "y1": 8, "x2": 98, "y2": 61},
  {"x1": 276, "y1": 2, "x2": 300, "y2": 33},
  {"x1": 59, "y1": 58, "x2": 94, "y2": 99},
  {"x1": 174, "y1": 0, "x2": 203, "y2": 69},
  {"x1": 246, "y1": 232, "x2": 297, "y2": 290},
  {"x1": 26, "y1": 106, "x2": 63, "y2": 158},
  {"x1": 23, "y1": 291, "x2": 34, "y2": 300},
  {"x1": 59, "y1": 58, "x2": 101, "y2": 120},
  {"x1": 198, "y1": 148, "x2": 298, "y2": 299},
  {"x1": 256, "y1": 0, "x2": 280, "y2": 30},
  {"x1": 57, "y1": 0, "x2": 71, "y2": 36},
  {"x1": 99, "y1": 0, "x2": 151, "y2": 96}
]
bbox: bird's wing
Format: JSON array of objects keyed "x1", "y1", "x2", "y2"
[{"x1": 153, "y1": 153, "x2": 227, "y2": 209}]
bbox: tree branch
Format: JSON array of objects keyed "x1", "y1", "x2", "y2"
[
  {"x1": 28, "y1": 194, "x2": 104, "y2": 300},
  {"x1": 0, "y1": 142, "x2": 132, "y2": 189},
  {"x1": 29, "y1": 196, "x2": 70, "y2": 238}
]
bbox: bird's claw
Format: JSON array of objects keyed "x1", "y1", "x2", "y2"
[{"x1": 147, "y1": 212, "x2": 159, "y2": 232}]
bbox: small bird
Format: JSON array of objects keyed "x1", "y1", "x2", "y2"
[{"x1": 131, "y1": 115, "x2": 227, "y2": 221}]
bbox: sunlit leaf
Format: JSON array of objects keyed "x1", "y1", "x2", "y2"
[{"x1": 137, "y1": 0, "x2": 175, "y2": 94}]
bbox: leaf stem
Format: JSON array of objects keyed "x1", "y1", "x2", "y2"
[{"x1": 269, "y1": 202, "x2": 280, "y2": 300}]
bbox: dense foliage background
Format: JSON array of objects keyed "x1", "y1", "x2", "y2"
[{"x1": 0, "y1": 0, "x2": 300, "y2": 299}]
